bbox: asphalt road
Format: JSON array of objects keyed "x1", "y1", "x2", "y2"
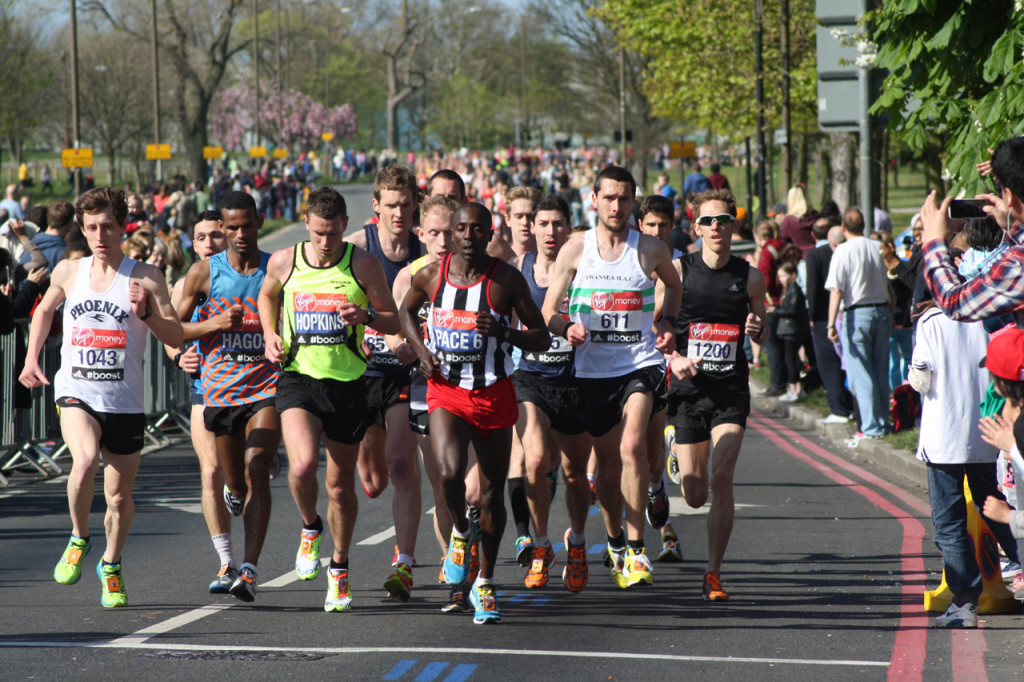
[{"x1": 2, "y1": 398, "x2": 1022, "y2": 681}]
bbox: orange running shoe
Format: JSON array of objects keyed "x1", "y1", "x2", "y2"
[
  {"x1": 703, "y1": 571, "x2": 730, "y2": 601},
  {"x1": 524, "y1": 545, "x2": 555, "y2": 588},
  {"x1": 561, "y1": 528, "x2": 588, "y2": 593}
]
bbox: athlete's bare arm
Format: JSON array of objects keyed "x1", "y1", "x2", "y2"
[
  {"x1": 541, "y1": 236, "x2": 586, "y2": 346},
  {"x1": 487, "y1": 235, "x2": 516, "y2": 262},
  {"x1": 479, "y1": 264, "x2": 550, "y2": 352},
  {"x1": 638, "y1": 233, "x2": 680, "y2": 355},
  {"x1": 400, "y1": 262, "x2": 441, "y2": 378},
  {"x1": 746, "y1": 266, "x2": 769, "y2": 343},
  {"x1": 18, "y1": 258, "x2": 75, "y2": 387},
  {"x1": 177, "y1": 259, "x2": 242, "y2": 343},
  {"x1": 344, "y1": 227, "x2": 368, "y2": 248},
  {"x1": 131, "y1": 261, "x2": 183, "y2": 348},
  {"x1": 258, "y1": 246, "x2": 295, "y2": 364},
  {"x1": 386, "y1": 264, "x2": 419, "y2": 365},
  {"x1": 164, "y1": 278, "x2": 202, "y2": 372},
  {"x1": 350, "y1": 247, "x2": 400, "y2": 335}
]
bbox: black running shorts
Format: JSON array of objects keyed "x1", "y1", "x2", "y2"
[
  {"x1": 56, "y1": 397, "x2": 146, "y2": 455},
  {"x1": 577, "y1": 365, "x2": 665, "y2": 438},
  {"x1": 512, "y1": 370, "x2": 587, "y2": 436},
  {"x1": 667, "y1": 385, "x2": 750, "y2": 444},
  {"x1": 275, "y1": 371, "x2": 368, "y2": 444}
]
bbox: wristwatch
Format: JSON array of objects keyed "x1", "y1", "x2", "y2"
[
  {"x1": 139, "y1": 306, "x2": 153, "y2": 321},
  {"x1": 365, "y1": 305, "x2": 377, "y2": 325},
  {"x1": 499, "y1": 325, "x2": 513, "y2": 343}
]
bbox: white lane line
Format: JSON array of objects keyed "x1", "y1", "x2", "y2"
[
  {"x1": 108, "y1": 604, "x2": 234, "y2": 645},
  {"x1": 356, "y1": 526, "x2": 396, "y2": 546},
  {"x1": 261, "y1": 558, "x2": 329, "y2": 588},
  {"x1": 667, "y1": 499, "x2": 764, "y2": 516},
  {"x1": 0, "y1": 641, "x2": 889, "y2": 667}
]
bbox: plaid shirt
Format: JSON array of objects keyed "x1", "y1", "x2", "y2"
[{"x1": 923, "y1": 221, "x2": 1024, "y2": 327}]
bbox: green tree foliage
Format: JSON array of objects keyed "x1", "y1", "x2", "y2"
[
  {"x1": 868, "y1": 0, "x2": 1023, "y2": 196},
  {"x1": 596, "y1": 0, "x2": 817, "y2": 139},
  {"x1": 0, "y1": 3, "x2": 56, "y2": 163}
]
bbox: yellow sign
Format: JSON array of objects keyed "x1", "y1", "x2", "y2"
[
  {"x1": 668, "y1": 141, "x2": 697, "y2": 159},
  {"x1": 146, "y1": 144, "x2": 171, "y2": 161},
  {"x1": 61, "y1": 148, "x2": 93, "y2": 168},
  {"x1": 272, "y1": 149, "x2": 289, "y2": 159},
  {"x1": 321, "y1": 132, "x2": 334, "y2": 142},
  {"x1": 203, "y1": 146, "x2": 224, "y2": 160},
  {"x1": 249, "y1": 146, "x2": 268, "y2": 158}
]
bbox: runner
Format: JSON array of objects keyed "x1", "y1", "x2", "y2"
[
  {"x1": 164, "y1": 211, "x2": 237, "y2": 592},
  {"x1": 542, "y1": 165, "x2": 681, "y2": 589},
  {"x1": 258, "y1": 186, "x2": 399, "y2": 612},
  {"x1": 511, "y1": 194, "x2": 593, "y2": 591},
  {"x1": 666, "y1": 188, "x2": 769, "y2": 601},
  {"x1": 398, "y1": 202, "x2": 550, "y2": 624},
  {"x1": 177, "y1": 190, "x2": 280, "y2": 603},
  {"x1": 424, "y1": 168, "x2": 514, "y2": 262},
  {"x1": 20, "y1": 187, "x2": 183, "y2": 608}
]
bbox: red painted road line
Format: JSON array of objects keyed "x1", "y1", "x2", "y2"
[
  {"x1": 749, "y1": 411, "x2": 990, "y2": 681},
  {"x1": 747, "y1": 415, "x2": 930, "y2": 682}
]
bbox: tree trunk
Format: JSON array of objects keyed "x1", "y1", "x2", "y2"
[
  {"x1": 923, "y1": 132, "x2": 945, "y2": 196},
  {"x1": 829, "y1": 132, "x2": 857, "y2": 212}
]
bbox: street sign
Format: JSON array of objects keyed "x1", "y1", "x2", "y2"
[
  {"x1": 61, "y1": 148, "x2": 93, "y2": 168},
  {"x1": 272, "y1": 149, "x2": 288, "y2": 159},
  {"x1": 668, "y1": 141, "x2": 697, "y2": 159},
  {"x1": 774, "y1": 128, "x2": 788, "y2": 146},
  {"x1": 203, "y1": 146, "x2": 223, "y2": 160},
  {"x1": 321, "y1": 132, "x2": 334, "y2": 142},
  {"x1": 146, "y1": 144, "x2": 171, "y2": 161},
  {"x1": 816, "y1": 1, "x2": 860, "y2": 132},
  {"x1": 249, "y1": 146, "x2": 268, "y2": 158}
]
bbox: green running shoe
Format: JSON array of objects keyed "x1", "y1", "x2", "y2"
[
  {"x1": 54, "y1": 535, "x2": 91, "y2": 585},
  {"x1": 296, "y1": 527, "x2": 322, "y2": 580},
  {"x1": 96, "y1": 561, "x2": 127, "y2": 608}
]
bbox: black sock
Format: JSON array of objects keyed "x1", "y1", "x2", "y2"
[
  {"x1": 606, "y1": 531, "x2": 625, "y2": 550},
  {"x1": 329, "y1": 559, "x2": 348, "y2": 571},
  {"x1": 627, "y1": 538, "x2": 645, "y2": 552},
  {"x1": 508, "y1": 477, "x2": 530, "y2": 537},
  {"x1": 304, "y1": 515, "x2": 324, "y2": 532}
]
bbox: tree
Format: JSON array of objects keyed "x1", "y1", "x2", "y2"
[
  {"x1": 868, "y1": 1, "x2": 1023, "y2": 196},
  {"x1": 0, "y1": 4, "x2": 56, "y2": 167}
]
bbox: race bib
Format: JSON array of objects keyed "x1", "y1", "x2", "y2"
[
  {"x1": 365, "y1": 326, "x2": 402, "y2": 367},
  {"x1": 70, "y1": 326, "x2": 126, "y2": 381},
  {"x1": 589, "y1": 290, "x2": 642, "y2": 343},
  {"x1": 293, "y1": 292, "x2": 347, "y2": 346},
  {"x1": 433, "y1": 308, "x2": 484, "y2": 363},
  {"x1": 221, "y1": 312, "x2": 265, "y2": 362},
  {"x1": 686, "y1": 322, "x2": 740, "y2": 370},
  {"x1": 523, "y1": 312, "x2": 572, "y2": 364}
]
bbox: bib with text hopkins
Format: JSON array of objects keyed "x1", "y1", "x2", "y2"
[{"x1": 293, "y1": 292, "x2": 347, "y2": 346}]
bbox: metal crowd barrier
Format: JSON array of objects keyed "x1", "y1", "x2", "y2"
[{"x1": 0, "y1": 320, "x2": 192, "y2": 485}]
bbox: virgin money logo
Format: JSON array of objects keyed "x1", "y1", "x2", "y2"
[
  {"x1": 295, "y1": 293, "x2": 316, "y2": 311},
  {"x1": 592, "y1": 292, "x2": 614, "y2": 311},
  {"x1": 72, "y1": 328, "x2": 94, "y2": 346},
  {"x1": 434, "y1": 309, "x2": 454, "y2": 328},
  {"x1": 690, "y1": 323, "x2": 712, "y2": 341}
]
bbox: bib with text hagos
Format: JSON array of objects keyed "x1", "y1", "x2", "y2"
[
  {"x1": 433, "y1": 308, "x2": 484, "y2": 364},
  {"x1": 70, "y1": 326, "x2": 126, "y2": 381},
  {"x1": 293, "y1": 292, "x2": 347, "y2": 346},
  {"x1": 687, "y1": 322, "x2": 740, "y2": 372},
  {"x1": 221, "y1": 312, "x2": 265, "y2": 362},
  {"x1": 590, "y1": 290, "x2": 642, "y2": 343}
]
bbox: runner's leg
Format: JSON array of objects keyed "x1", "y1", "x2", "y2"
[
  {"x1": 239, "y1": 405, "x2": 280, "y2": 567},
  {"x1": 101, "y1": 448, "x2": 141, "y2": 563},
  {"x1": 59, "y1": 407, "x2": 103, "y2": 539}
]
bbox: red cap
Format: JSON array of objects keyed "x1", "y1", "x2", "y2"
[{"x1": 985, "y1": 326, "x2": 1024, "y2": 381}]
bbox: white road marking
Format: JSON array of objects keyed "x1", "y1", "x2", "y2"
[
  {"x1": 667, "y1": 498, "x2": 764, "y2": 516},
  {"x1": 0, "y1": 641, "x2": 889, "y2": 667},
  {"x1": 135, "y1": 497, "x2": 203, "y2": 515},
  {"x1": 108, "y1": 604, "x2": 234, "y2": 646},
  {"x1": 356, "y1": 526, "x2": 396, "y2": 545},
  {"x1": 261, "y1": 558, "x2": 329, "y2": 588}
]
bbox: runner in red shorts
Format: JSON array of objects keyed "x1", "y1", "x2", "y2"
[{"x1": 399, "y1": 202, "x2": 549, "y2": 624}]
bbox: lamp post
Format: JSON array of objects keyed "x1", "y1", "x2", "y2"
[
  {"x1": 70, "y1": 0, "x2": 81, "y2": 199},
  {"x1": 151, "y1": 0, "x2": 162, "y2": 181}
]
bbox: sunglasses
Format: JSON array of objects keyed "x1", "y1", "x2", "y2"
[{"x1": 695, "y1": 213, "x2": 734, "y2": 227}]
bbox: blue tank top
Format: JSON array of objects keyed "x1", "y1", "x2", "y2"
[
  {"x1": 198, "y1": 251, "x2": 278, "y2": 406},
  {"x1": 363, "y1": 224, "x2": 423, "y2": 379},
  {"x1": 516, "y1": 253, "x2": 574, "y2": 382}
]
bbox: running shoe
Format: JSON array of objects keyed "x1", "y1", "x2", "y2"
[
  {"x1": 209, "y1": 565, "x2": 238, "y2": 594},
  {"x1": 54, "y1": 535, "x2": 91, "y2": 585},
  {"x1": 468, "y1": 540, "x2": 480, "y2": 584},
  {"x1": 443, "y1": 525, "x2": 476, "y2": 585},
  {"x1": 656, "y1": 532, "x2": 683, "y2": 563},
  {"x1": 325, "y1": 568, "x2": 353, "y2": 612},
  {"x1": 664, "y1": 426, "x2": 680, "y2": 485},
  {"x1": 547, "y1": 471, "x2": 558, "y2": 503},
  {"x1": 562, "y1": 529, "x2": 588, "y2": 593},
  {"x1": 390, "y1": 545, "x2": 418, "y2": 568},
  {"x1": 96, "y1": 561, "x2": 127, "y2": 608},
  {"x1": 470, "y1": 583, "x2": 501, "y2": 624},
  {"x1": 295, "y1": 527, "x2": 322, "y2": 580},
  {"x1": 1012, "y1": 571, "x2": 1024, "y2": 600},
  {"x1": 702, "y1": 571, "x2": 730, "y2": 601},
  {"x1": 646, "y1": 483, "x2": 670, "y2": 529},
  {"x1": 223, "y1": 485, "x2": 244, "y2": 517},
  {"x1": 442, "y1": 582, "x2": 471, "y2": 613},
  {"x1": 524, "y1": 545, "x2": 555, "y2": 589},
  {"x1": 934, "y1": 602, "x2": 978, "y2": 628},
  {"x1": 1001, "y1": 559, "x2": 1021, "y2": 580},
  {"x1": 438, "y1": 556, "x2": 446, "y2": 584},
  {"x1": 229, "y1": 566, "x2": 256, "y2": 602},
  {"x1": 624, "y1": 548, "x2": 654, "y2": 587},
  {"x1": 514, "y1": 535, "x2": 534, "y2": 567},
  {"x1": 588, "y1": 477, "x2": 598, "y2": 505},
  {"x1": 604, "y1": 545, "x2": 628, "y2": 589},
  {"x1": 384, "y1": 563, "x2": 413, "y2": 603},
  {"x1": 268, "y1": 452, "x2": 281, "y2": 480}
]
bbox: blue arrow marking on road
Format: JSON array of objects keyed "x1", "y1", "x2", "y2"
[
  {"x1": 442, "y1": 664, "x2": 477, "y2": 682},
  {"x1": 383, "y1": 659, "x2": 417, "y2": 679},
  {"x1": 415, "y1": 661, "x2": 450, "y2": 681}
]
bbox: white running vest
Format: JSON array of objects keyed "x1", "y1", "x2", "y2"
[
  {"x1": 55, "y1": 256, "x2": 148, "y2": 413},
  {"x1": 569, "y1": 229, "x2": 661, "y2": 378}
]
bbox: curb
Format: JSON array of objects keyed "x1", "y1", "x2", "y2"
[{"x1": 749, "y1": 378, "x2": 927, "y2": 491}]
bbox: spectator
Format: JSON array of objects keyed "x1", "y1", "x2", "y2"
[
  {"x1": 20, "y1": 202, "x2": 74, "y2": 271},
  {"x1": 655, "y1": 171, "x2": 678, "y2": 203},
  {"x1": 0, "y1": 218, "x2": 46, "y2": 275},
  {"x1": 708, "y1": 163, "x2": 730, "y2": 191},
  {"x1": 682, "y1": 160, "x2": 711, "y2": 196},
  {"x1": 826, "y1": 207, "x2": 893, "y2": 444},
  {"x1": 879, "y1": 232, "x2": 914, "y2": 389},
  {"x1": 754, "y1": 219, "x2": 787, "y2": 396},
  {"x1": 0, "y1": 185, "x2": 25, "y2": 220},
  {"x1": 776, "y1": 262, "x2": 810, "y2": 402},
  {"x1": 40, "y1": 164, "x2": 53, "y2": 194},
  {"x1": 806, "y1": 221, "x2": 854, "y2": 422},
  {"x1": 779, "y1": 185, "x2": 821, "y2": 255}
]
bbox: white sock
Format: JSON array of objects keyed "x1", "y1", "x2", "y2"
[
  {"x1": 568, "y1": 530, "x2": 585, "y2": 547},
  {"x1": 473, "y1": 576, "x2": 491, "y2": 588},
  {"x1": 397, "y1": 553, "x2": 415, "y2": 567},
  {"x1": 239, "y1": 561, "x2": 257, "y2": 578},
  {"x1": 452, "y1": 525, "x2": 469, "y2": 539},
  {"x1": 212, "y1": 533, "x2": 234, "y2": 568},
  {"x1": 648, "y1": 477, "x2": 665, "y2": 495},
  {"x1": 535, "y1": 535, "x2": 550, "y2": 549}
]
